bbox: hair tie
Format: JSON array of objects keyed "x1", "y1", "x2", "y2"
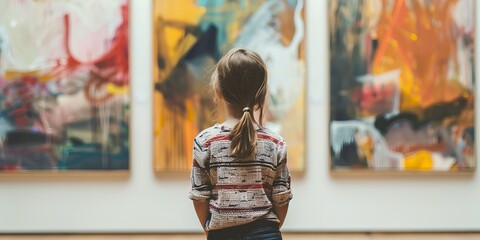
[{"x1": 243, "y1": 107, "x2": 251, "y2": 113}]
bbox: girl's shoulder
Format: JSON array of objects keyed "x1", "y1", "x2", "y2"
[
  {"x1": 257, "y1": 126, "x2": 287, "y2": 146},
  {"x1": 194, "y1": 124, "x2": 226, "y2": 144}
]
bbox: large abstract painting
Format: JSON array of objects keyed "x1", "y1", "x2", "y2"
[
  {"x1": 153, "y1": 0, "x2": 306, "y2": 172},
  {"x1": 329, "y1": 0, "x2": 475, "y2": 172},
  {"x1": 0, "y1": 0, "x2": 130, "y2": 172}
]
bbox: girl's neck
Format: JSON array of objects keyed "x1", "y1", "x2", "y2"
[{"x1": 223, "y1": 113, "x2": 239, "y2": 128}]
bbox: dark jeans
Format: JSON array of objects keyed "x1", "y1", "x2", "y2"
[{"x1": 207, "y1": 220, "x2": 282, "y2": 240}]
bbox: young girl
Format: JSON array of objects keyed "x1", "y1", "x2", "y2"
[{"x1": 189, "y1": 48, "x2": 292, "y2": 240}]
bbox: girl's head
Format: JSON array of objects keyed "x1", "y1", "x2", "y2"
[{"x1": 211, "y1": 48, "x2": 268, "y2": 159}]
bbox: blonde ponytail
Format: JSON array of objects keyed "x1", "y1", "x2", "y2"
[
  {"x1": 230, "y1": 107, "x2": 257, "y2": 159},
  {"x1": 211, "y1": 48, "x2": 268, "y2": 160}
]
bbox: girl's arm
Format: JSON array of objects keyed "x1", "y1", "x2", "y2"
[
  {"x1": 189, "y1": 136, "x2": 212, "y2": 235},
  {"x1": 193, "y1": 200, "x2": 210, "y2": 233},
  {"x1": 272, "y1": 140, "x2": 293, "y2": 229},
  {"x1": 273, "y1": 203, "x2": 289, "y2": 229}
]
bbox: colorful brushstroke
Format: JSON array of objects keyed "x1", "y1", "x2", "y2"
[
  {"x1": 0, "y1": 0, "x2": 130, "y2": 172},
  {"x1": 153, "y1": 0, "x2": 305, "y2": 172},
  {"x1": 329, "y1": 0, "x2": 475, "y2": 172}
]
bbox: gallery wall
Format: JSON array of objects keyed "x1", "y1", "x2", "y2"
[{"x1": 0, "y1": 0, "x2": 479, "y2": 233}]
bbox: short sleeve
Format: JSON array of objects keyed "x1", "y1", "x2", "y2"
[
  {"x1": 271, "y1": 140, "x2": 293, "y2": 206},
  {"x1": 188, "y1": 136, "x2": 212, "y2": 202}
]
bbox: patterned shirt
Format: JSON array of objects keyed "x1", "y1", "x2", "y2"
[{"x1": 189, "y1": 123, "x2": 293, "y2": 231}]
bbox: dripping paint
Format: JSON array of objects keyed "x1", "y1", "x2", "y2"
[
  {"x1": 0, "y1": 0, "x2": 130, "y2": 172},
  {"x1": 329, "y1": 0, "x2": 475, "y2": 172},
  {"x1": 153, "y1": 0, "x2": 306, "y2": 172}
]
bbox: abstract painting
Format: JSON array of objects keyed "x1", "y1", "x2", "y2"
[
  {"x1": 153, "y1": 0, "x2": 306, "y2": 172},
  {"x1": 0, "y1": 0, "x2": 130, "y2": 172},
  {"x1": 329, "y1": 0, "x2": 475, "y2": 172}
]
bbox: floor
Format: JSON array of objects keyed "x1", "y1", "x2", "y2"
[{"x1": 0, "y1": 233, "x2": 479, "y2": 240}]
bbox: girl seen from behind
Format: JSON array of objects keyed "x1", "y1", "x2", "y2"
[{"x1": 189, "y1": 48, "x2": 293, "y2": 240}]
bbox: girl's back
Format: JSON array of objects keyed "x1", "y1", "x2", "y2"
[{"x1": 191, "y1": 123, "x2": 291, "y2": 230}]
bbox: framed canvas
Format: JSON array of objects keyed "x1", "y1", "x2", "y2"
[
  {"x1": 0, "y1": 0, "x2": 130, "y2": 173},
  {"x1": 328, "y1": 0, "x2": 475, "y2": 173},
  {"x1": 153, "y1": 0, "x2": 306, "y2": 173}
]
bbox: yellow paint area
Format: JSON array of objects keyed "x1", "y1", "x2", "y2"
[
  {"x1": 403, "y1": 151, "x2": 433, "y2": 171},
  {"x1": 106, "y1": 83, "x2": 128, "y2": 95}
]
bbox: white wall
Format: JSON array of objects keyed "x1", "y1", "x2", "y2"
[{"x1": 0, "y1": 0, "x2": 479, "y2": 233}]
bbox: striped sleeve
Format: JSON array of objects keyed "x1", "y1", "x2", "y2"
[
  {"x1": 271, "y1": 140, "x2": 292, "y2": 206},
  {"x1": 188, "y1": 135, "x2": 211, "y2": 202}
]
